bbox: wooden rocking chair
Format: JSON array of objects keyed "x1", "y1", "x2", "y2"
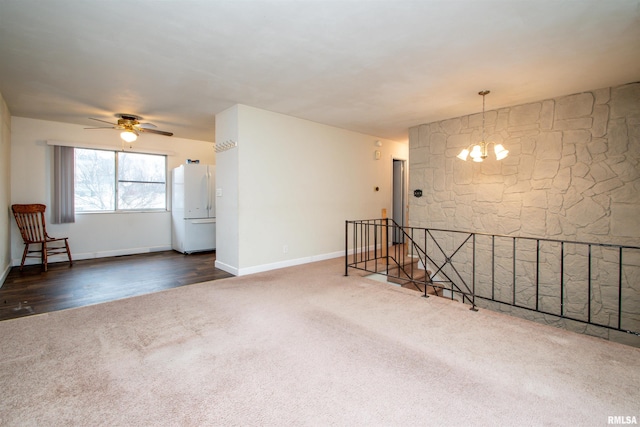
[{"x1": 11, "y1": 204, "x2": 73, "y2": 271}]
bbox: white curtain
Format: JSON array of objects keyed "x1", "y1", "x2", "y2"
[{"x1": 53, "y1": 145, "x2": 75, "y2": 223}]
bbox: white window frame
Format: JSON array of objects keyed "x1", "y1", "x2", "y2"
[{"x1": 74, "y1": 147, "x2": 168, "y2": 213}]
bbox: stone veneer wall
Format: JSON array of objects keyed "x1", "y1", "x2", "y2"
[{"x1": 408, "y1": 82, "x2": 640, "y2": 346}]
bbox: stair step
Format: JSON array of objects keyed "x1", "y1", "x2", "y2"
[
  {"x1": 351, "y1": 259, "x2": 391, "y2": 273},
  {"x1": 387, "y1": 259, "x2": 425, "y2": 276},
  {"x1": 388, "y1": 268, "x2": 427, "y2": 282},
  {"x1": 353, "y1": 255, "x2": 439, "y2": 295},
  {"x1": 388, "y1": 267, "x2": 431, "y2": 283},
  {"x1": 400, "y1": 281, "x2": 440, "y2": 295}
]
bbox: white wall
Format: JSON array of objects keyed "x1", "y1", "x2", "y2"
[
  {"x1": 0, "y1": 92, "x2": 11, "y2": 283},
  {"x1": 215, "y1": 104, "x2": 408, "y2": 275},
  {"x1": 214, "y1": 106, "x2": 240, "y2": 273},
  {"x1": 10, "y1": 117, "x2": 215, "y2": 266}
]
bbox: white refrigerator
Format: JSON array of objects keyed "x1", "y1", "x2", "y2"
[{"x1": 172, "y1": 164, "x2": 216, "y2": 253}]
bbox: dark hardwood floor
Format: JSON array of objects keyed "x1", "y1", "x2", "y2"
[{"x1": 0, "y1": 250, "x2": 233, "y2": 322}]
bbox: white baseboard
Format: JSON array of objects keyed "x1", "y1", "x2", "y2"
[
  {"x1": 215, "y1": 250, "x2": 347, "y2": 277},
  {"x1": 214, "y1": 260, "x2": 238, "y2": 276},
  {"x1": 236, "y1": 250, "x2": 344, "y2": 276},
  {"x1": 11, "y1": 245, "x2": 173, "y2": 267},
  {"x1": 220, "y1": 246, "x2": 387, "y2": 277},
  {"x1": 0, "y1": 263, "x2": 11, "y2": 288}
]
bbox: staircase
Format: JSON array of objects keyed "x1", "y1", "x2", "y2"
[{"x1": 385, "y1": 244, "x2": 438, "y2": 296}]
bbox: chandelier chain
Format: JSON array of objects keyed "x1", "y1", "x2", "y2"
[
  {"x1": 482, "y1": 92, "x2": 485, "y2": 143},
  {"x1": 479, "y1": 90, "x2": 490, "y2": 143}
]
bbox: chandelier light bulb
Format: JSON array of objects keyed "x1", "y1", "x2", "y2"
[
  {"x1": 470, "y1": 144, "x2": 483, "y2": 161},
  {"x1": 457, "y1": 148, "x2": 470, "y2": 161},
  {"x1": 494, "y1": 144, "x2": 509, "y2": 160}
]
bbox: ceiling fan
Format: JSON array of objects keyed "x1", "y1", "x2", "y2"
[{"x1": 85, "y1": 113, "x2": 173, "y2": 143}]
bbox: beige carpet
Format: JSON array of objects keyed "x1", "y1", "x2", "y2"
[{"x1": 0, "y1": 258, "x2": 638, "y2": 426}]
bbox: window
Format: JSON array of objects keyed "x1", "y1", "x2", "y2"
[
  {"x1": 117, "y1": 152, "x2": 167, "y2": 210},
  {"x1": 75, "y1": 148, "x2": 166, "y2": 212}
]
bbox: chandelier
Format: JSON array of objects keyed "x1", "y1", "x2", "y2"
[{"x1": 457, "y1": 90, "x2": 508, "y2": 162}]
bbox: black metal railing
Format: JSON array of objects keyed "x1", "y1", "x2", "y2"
[
  {"x1": 345, "y1": 219, "x2": 640, "y2": 337},
  {"x1": 344, "y1": 219, "x2": 431, "y2": 295},
  {"x1": 344, "y1": 219, "x2": 476, "y2": 306}
]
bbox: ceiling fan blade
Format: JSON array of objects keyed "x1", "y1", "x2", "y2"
[
  {"x1": 89, "y1": 117, "x2": 117, "y2": 126},
  {"x1": 84, "y1": 126, "x2": 118, "y2": 130},
  {"x1": 139, "y1": 128, "x2": 173, "y2": 137},
  {"x1": 136, "y1": 122, "x2": 157, "y2": 129}
]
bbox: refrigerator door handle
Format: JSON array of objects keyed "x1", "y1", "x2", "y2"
[
  {"x1": 191, "y1": 218, "x2": 216, "y2": 224},
  {"x1": 207, "y1": 166, "x2": 214, "y2": 217}
]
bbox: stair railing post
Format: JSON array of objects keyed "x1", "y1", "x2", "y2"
[
  {"x1": 471, "y1": 233, "x2": 477, "y2": 311},
  {"x1": 345, "y1": 220, "x2": 349, "y2": 276},
  {"x1": 382, "y1": 209, "x2": 388, "y2": 266}
]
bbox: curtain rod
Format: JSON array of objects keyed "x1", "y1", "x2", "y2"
[{"x1": 46, "y1": 140, "x2": 176, "y2": 156}]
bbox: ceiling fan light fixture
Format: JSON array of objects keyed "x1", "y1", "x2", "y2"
[
  {"x1": 120, "y1": 129, "x2": 138, "y2": 143},
  {"x1": 86, "y1": 114, "x2": 174, "y2": 140}
]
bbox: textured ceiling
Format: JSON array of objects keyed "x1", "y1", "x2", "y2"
[{"x1": 1, "y1": 0, "x2": 639, "y2": 143}]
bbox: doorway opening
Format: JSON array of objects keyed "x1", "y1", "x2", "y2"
[{"x1": 392, "y1": 159, "x2": 406, "y2": 244}]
